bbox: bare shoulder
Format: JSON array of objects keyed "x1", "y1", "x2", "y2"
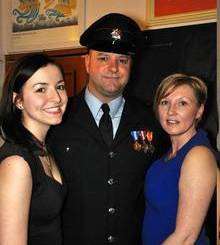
[
  {"x1": 182, "y1": 145, "x2": 217, "y2": 176},
  {"x1": 0, "y1": 155, "x2": 32, "y2": 183}
]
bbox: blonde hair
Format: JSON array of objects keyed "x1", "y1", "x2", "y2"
[{"x1": 154, "y1": 73, "x2": 207, "y2": 117}]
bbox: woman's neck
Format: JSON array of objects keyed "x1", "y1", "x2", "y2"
[
  {"x1": 22, "y1": 121, "x2": 49, "y2": 144},
  {"x1": 169, "y1": 128, "x2": 197, "y2": 157}
]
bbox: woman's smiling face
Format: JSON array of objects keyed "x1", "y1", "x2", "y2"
[
  {"x1": 158, "y1": 84, "x2": 204, "y2": 139},
  {"x1": 15, "y1": 63, "x2": 68, "y2": 134}
]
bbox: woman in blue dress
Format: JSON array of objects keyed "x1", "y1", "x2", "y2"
[{"x1": 142, "y1": 74, "x2": 217, "y2": 245}]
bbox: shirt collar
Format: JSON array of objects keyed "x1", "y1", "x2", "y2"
[
  {"x1": 85, "y1": 88, "x2": 102, "y2": 119},
  {"x1": 84, "y1": 87, "x2": 124, "y2": 119}
]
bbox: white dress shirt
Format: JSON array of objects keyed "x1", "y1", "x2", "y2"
[{"x1": 84, "y1": 88, "x2": 125, "y2": 138}]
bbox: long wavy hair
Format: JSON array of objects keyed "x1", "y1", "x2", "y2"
[{"x1": 0, "y1": 53, "x2": 64, "y2": 151}]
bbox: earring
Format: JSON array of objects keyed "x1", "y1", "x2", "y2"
[{"x1": 17, "y1": 105, "x2": 23, "y2": 110}]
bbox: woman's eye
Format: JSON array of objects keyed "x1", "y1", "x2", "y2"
[
  {"x1": 57, "y1": 84, "x2": 66, "y2": 90},
  {"x1": 160, "y1": 100, "x2": 168, "y2": 105},
  {"x1": 35, "y1": 87, "x2": 46, "y2": 93},
  {"x1": 179, "y1": 101, "x2": 187, "y2": 106}
]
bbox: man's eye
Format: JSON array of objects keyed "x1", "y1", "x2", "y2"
[
  {"x1": 97, "y1": 56, "x2": 108, "y2": 62},
  {"x1": 57, "y1": 84, "x2": 66, "y2": 90},
  {"x1": 119, "y1": 58, "x2": 129, "y2": 64},
  {"x1": 35, "y1": 87, "x2": 46, "y2": 93}
]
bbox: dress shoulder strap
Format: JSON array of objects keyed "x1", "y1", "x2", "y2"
[{"x1": 0, "y1": 141, "x2": 43, "y2": 192}]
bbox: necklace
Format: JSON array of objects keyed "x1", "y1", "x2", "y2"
[
  {"x1": 36, "y1": 140, "x2": 48, "y2": 157},
  {"x1": 40, "y1": 152, "x2": 54, "y2": 179},
  {"x1": 35, "y1": 139, "x2": 54, "y2": 179},
  {"x1": 45, "y1": 155, "x2": 54, "y2": 178}
]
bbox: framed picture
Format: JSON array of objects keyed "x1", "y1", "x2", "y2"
[
  {"x1": 7, "y1": 0, "x2": 85, "y2": 53},
  {"x1": 146, "y1": 0, "x2": 217, "y2": 28}
]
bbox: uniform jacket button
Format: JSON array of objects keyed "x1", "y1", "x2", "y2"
[
  {"x1": 107, "y1": 235, "x2": 115, "y2": 243},
  {"x1": 108, "y1": 178, "x2": 114, "y2": 185},
  {"x1": 108, "y1": 151, "x2": 116, "y2": 158},
  {"x1": 108, "y1": 207, "x2": 116, "y2": 214}
]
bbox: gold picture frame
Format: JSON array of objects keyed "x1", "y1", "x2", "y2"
[
  {"x1": 146, "y1": 0, "x2": 217, "y2": 28},
  {"x1": 7, "y1": 0, "x2": 85, "y2": 53}
]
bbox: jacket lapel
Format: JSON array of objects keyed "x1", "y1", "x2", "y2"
[
  {"x1": 112, "y1": 99, "x2": 140, "y2": 148},
  {"x1": 69, "y1": 93, "x2": 142, "y2": 148},
  {"x1": 71, "y1": 92, "x2": 106, "y2": 146}
]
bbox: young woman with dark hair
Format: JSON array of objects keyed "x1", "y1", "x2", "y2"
[{"x1": 0, "y1": 53, "x2": 68, "y2": 244}]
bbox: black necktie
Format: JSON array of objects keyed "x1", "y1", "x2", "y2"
[{"x1": 99, "y1": 104, "x2": 113, "y2": 146}]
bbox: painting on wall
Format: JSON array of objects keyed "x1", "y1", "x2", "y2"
[
  {"x1": 146, "y1": 0, "x2": 216, "y2": 28},
  {"x1": 8, "y1": 0, "x2": 85, "y2": 53}
]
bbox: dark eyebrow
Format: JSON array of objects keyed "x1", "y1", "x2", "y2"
[
  {"x1": 32, "y1": 82, "x2": 48, "y2": 88},
  {"x1": 118, "y1": 55, "x2": 129, "y2": 58},
  {"x1": 32, "y1": 80, "x2": 64, "y2": 88},
  {"x1": 57, "y1": 80, "x2": 65, "y2": 84},
  {"x1": 96, "y1": 53, "x2": 109, "y2": 56}
]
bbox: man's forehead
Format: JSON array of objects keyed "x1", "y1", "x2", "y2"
[{"x1": 90, "y1": 50, "x2": 131, "y2": 58}]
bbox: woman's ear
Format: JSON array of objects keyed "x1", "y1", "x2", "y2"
[
  {"x1": 196, "y1": 104, "x2": 204, "y2": 121},
  {"x1": 13, "y1": 92, "x2": 23, "y2": 110}
]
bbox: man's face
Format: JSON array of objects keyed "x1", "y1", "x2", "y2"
[{"x1": 85, "y1": 50, "x2": 132, "y2": 102}]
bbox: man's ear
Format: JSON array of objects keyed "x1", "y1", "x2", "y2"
[
  {"x1": 13, "y1": 92, "x2": 23, "y2": 110},
  {"x1": 84, "y1": 53, "x2": 91, "y2": 74}
]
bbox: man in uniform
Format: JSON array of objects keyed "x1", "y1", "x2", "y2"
[{"x1": 50, "y1": 13, "x2": 166, "y2": 245}]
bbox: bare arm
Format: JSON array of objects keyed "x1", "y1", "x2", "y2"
[
  {"x1": 162, "y1": 146, "x2": 217, "y2": 245},
  {"x1": 0, "y1": 156, "x2": 32, "y2": 245}
]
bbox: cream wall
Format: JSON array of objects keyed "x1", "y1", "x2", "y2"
[
  {"x1": 85, "y1": 0, "x2": 146, "y2": 28},
  {"x1": 0, "y1": 0, "x2": 10, "y2": 92}
]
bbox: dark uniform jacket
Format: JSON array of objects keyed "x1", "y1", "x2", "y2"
[{"x1": 49, "y1": 92, "x2": 167, "y2": 245}]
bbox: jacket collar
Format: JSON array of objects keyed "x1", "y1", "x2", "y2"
[{"x1": 68, "y1": 91, "x2": 142, "y2": 149}]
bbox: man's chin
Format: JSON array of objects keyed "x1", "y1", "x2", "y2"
[{"x1": 104, "y1": 90, "x2": 123, "y2": 99}]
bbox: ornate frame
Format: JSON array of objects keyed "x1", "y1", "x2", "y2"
[
  {"x1": 7, "y1": 0, "x2": 85, "y2": 53},
  {"x1": 146, "y1": 0, "x2": 217, "y2": 28}
]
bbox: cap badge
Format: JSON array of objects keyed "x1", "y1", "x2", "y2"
[{"x1": 111, "y1": 28, "x2": 122, "y2": 44}]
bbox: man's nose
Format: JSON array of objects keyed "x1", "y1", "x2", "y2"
[{"x1": 108, "y1": 58, "x2": 119, "y2": 72}]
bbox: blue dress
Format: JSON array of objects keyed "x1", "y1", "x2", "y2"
[{"x1": 142, "y1": 129, "x2": 211, "y2": 245}]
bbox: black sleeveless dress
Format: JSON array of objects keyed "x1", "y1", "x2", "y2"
[{"x1": 0, "y1": 141, "x2": 67, "y2": 245}]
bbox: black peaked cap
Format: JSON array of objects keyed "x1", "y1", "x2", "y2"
[{"x1": 80, "y1": 13, "x2": 143, "y2": 55}]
